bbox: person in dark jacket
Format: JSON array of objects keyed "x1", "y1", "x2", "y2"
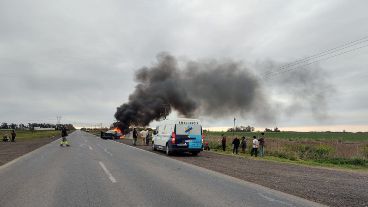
[
  {"x1": 11, "y1": 130, "x2": 16, "y2": 142},
  {"x1": 145, "y1": 130, "x2": 151, "y2": 146},
  {"x1": 232, "y1": 137, "x2": 240, "y2": 154},
  {"x1": 258, "y1": 132, "x2": 265, "y2": 157},
  {"x1": 60, "y1": 127, "x2": 70, "y2": 147},
  {"x1": 132, "y1": 128, "x2": 138, "y2": 146},
  {"x1": 241, "y1": 136, "x2": 247, "y2": 153},
  {"x1": 221, "y1": 135, "x2": 226, "y2": 151}
]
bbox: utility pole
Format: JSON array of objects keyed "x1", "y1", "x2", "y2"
[
  {"x1": 233, "y1": 117, "x2": 236, "y2": 137},
  {"x1": 56, "y1": 116, "x2": 62, "y2": 130}
]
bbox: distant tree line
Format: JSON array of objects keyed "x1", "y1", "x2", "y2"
[
  {"x1": 227, "y1": 125, "x2": 281, "y2": 132},
  {"x1": 264, "y1": 127, "x2": 280, "y2": 132},
  {"x1": 227, "y1": 125, "x2": 255, "y2": 132},
  {"x1": 0, "y1": 122, "x2": 75, "y2": 130}
]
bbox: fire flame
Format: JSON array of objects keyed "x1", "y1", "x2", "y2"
[{"x1": 113, "y1": 127, "x2": 125, "y2": 139}]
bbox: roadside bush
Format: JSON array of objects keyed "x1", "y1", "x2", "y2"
[
  {"x1": 208, "y1": 141, "x2": 222, "y2": 151},
  {"x1": 313, "y1": 145, "x2": 334, "y2": 159},
  {"x1": 316, "y1": 158, "x2": 368, "y2": 167},
  {"x1": 295, "y1": 144, "x2": 314, "y2": 159},
  {"x1": 279, "y1": 144, "x2": 334, "y2": 161},
  {"x1": 267, "y1": 150, "x2": 298, "y2": 161},
  {"x1": 362, "y1": 144, "x2": 368, "y2": 159}
]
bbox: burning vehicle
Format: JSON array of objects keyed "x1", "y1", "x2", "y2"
[{"x1": 100, "y1": 128, "x2": 125, "y2": 140}]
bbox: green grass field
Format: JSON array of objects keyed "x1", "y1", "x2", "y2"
[
  {"x1": 205, "y1": 131, "x2": 368, "y2": 141},
  {"x1": 205, "y1": 131, "x2": 368, "y2": 169},
  {"x1": 1, "y1": 130, "x2": 60, "y2": 140}
]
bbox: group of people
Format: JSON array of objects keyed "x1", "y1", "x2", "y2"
[
  {"x1": 2, "y1": 130, "x2": 16, "y2": 142},
  {"x1": 132, "y1": 128, "x2": 152, "y2": 146},
  {"x1": 221, "y1": 132, "x2": 266, "y2": 157}
]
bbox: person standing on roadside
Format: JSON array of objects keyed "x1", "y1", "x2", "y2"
[
  {"x1": 258, "y1": 132, "x2": 265, "y2": 157},
  {"x1": 11, "y1": 130, "x2": 16, "y2": 142},
  {"x1": 232, "y1": 137, "x2": 240, "y2": 154},
  {"x1": 145, "y1": 130, "x2": 151, "y2": 146},
  {"x1": 140, "y1": 129, "x2": 148, "y2": 145},
  {"x1": 60, "y1": 127, "x2": 70, "y2": 147},
  {"x1": 221, "y1": 135, "x2": 227, "y2": 151},
  {"x1": 241, "y1": 136, "x2": 247, "y2": 153},
  {"x1": 251, "y1": 136, "x2": 259, "y2": 157},
  {"x1": 132, "y1": 128, "x2": 138, "y2": 146}
]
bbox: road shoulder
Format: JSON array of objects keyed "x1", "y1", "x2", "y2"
[{"x1": 115, "y1": 138, "x2": 368, "y2": 207}]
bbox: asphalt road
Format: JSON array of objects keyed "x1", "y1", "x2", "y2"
[{"x1": 0, "y1": 130, "x2": 325, "y2": 207}]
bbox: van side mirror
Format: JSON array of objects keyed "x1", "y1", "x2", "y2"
[{"x1": 153, "y1": 130, "x2": 157, "y2": 135}]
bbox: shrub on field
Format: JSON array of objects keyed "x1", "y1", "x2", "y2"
[
  {"x1": 316, "y1": 158, "x2": 368, "y2": 166},
  {"x1": 295, "y1": 144, "x2": 314, "y2": 159},
  {"x1": 208, "y1": 141, "x2": 222, "y2": 151},
  {"x1": 313, "y1": 145, "x2": 334, "y2": 159},
  {"x1": 362, "y1": 144, "x2": 368, "y2": 159},
  {"x1": 282, "y1": 144, "x2": 334, "y2": 160},
  {"x1": 267, "y1": 150, "x2": 298, "y2": 161}
]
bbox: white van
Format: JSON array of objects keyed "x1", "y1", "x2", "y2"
[{"x1": 152, "y1": 118, "x2": 203, "y2": 156}]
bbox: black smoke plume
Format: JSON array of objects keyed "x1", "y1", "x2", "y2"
[
  {"x1": 115, "y1": 53, "x2": 334, "y2": 131},
  {"x1": 115, "y1": 53, "x2": 272, "y2": 131}
]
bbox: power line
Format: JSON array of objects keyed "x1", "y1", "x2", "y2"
[
  {"x1": 264, "y1": 43, "x2": 368, "y2": 80},
  {"x1": 262, "y1": 35, "x2": 368, "y2": 77}
]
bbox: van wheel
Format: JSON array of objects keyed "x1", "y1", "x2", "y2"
[{"x1": 166, "y1": 144, "x2": 171, "y2": 156}]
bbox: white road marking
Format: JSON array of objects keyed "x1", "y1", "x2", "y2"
[
  {"x1": 98, "y1": 161, "x2": 117, "y2": 183},
  {"x1": 97, "y1": 143, "x2": 113, "y2": 156},
  {"x1": 111, "y1": 140, "x2": 325, "y2": 207},
  {"x1": 104, "y1": 148, "x2": 113, "y2": 156},
  {"x1": 89, "y1": 145, "x2": 93, "y2": 150}
]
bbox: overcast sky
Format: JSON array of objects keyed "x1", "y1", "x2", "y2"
[{"x1": 1, "y1": 0, "x2": 368, "y2": 131}]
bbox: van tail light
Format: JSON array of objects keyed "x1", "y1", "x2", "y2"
[
  {"x1": 171, "y1": 132, "x2": 176, "y2": 144},
  {"x1": 202, "y1": 134, "x2": 205, "y2": 144}
]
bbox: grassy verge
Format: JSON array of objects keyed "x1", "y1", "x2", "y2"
[
  {"x1": 206, "y1": 131, "x2": 368, "y2": 141},
  {"x1": 1, "y1": 130, "x2": 61, "y2": 140},
  {"x1": 209, "y1": 148, "x2": 368, "y2": 171}
]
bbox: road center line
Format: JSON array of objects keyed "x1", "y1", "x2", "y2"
[
  {"x1": 98, "y1": 161, "x2": 117, "y2": 183},
  {"x1": 104, "y1": 148, "x2": 113, "y2": 156}
]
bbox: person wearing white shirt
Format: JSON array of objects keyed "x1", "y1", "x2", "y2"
[
  {"x1": 251, "y1": 136, "x2": 259, "y2": 157},
  {"x1": 140, "y1": 129, "x2": 148, "y2": 145}
]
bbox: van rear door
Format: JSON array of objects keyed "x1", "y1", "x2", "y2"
[{"x1": 175, "y1": 124, "x2": 202, "y2": 149}]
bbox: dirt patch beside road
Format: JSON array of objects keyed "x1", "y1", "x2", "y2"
[
  {"x1": 0, "y1": 136, "x2": 59, "y2": 166},
  {"x1": 117, "y1": 138, "x2": 368, "y2": 207}
]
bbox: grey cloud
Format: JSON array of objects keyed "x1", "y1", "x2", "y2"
[{"x1": 0, "y1": 0, "x2": 367, "y2": 130}]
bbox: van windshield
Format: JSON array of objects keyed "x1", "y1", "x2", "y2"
[{"x1": 175, "y1": 124, "x2": 202, "y2": 135}]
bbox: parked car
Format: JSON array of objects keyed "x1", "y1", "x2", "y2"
[
  {"x1": 152, "y1": 118, "x2": 203, "y2": 156},
  {"x1": 101, "y1": 130, "x2": 122, "y2": 140}
]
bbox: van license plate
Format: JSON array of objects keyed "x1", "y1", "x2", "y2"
[{"x1": 177, "y1": 143, "x2": 187, "y2": 146}]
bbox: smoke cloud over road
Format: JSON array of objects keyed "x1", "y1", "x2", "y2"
[{"x1": 115, "y1": 53, "x2": 333, "y2": 130}]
